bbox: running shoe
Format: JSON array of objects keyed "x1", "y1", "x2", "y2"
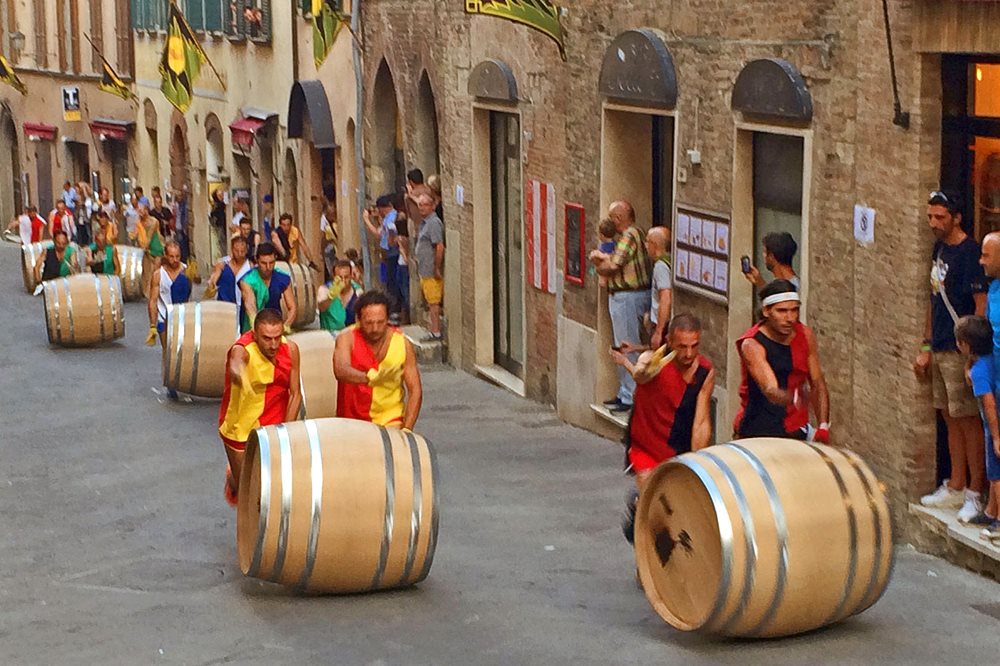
[
  {"x1": 957, "y1": 491, "x2": 984, "y2": 523},
  {"x1": 920, "y1": 482, "x2": 965, "y2": 509}
]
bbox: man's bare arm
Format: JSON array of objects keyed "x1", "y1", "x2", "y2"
[
  {"x1": 804, "y1": 327, "x2": 830, "y2": 426},
  {"x1": 281, "y1": 287, "x2": 297, "y2": 329},
  {"x1": 740, "y1": 338, "x2": 791, "y2": 406},
  {"x1": 401, "y1": 339, "x2": 423, "y2": 430},
  {"x1": 333, "y1": 331, "x2": 368, "y2": 384},
  {"x1": 240, "y1": 281, "x2": 258, "y2": 324},
  {"x1": 285, "y1": 341, "x2": 303, "y2": 422},
  {"x1": 691, "y1": 368, "x2": 715, "y2": 451}
]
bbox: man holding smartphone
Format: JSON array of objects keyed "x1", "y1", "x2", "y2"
[{"x1": 741, "y1": 232, "x2": 800, "y2": 290}]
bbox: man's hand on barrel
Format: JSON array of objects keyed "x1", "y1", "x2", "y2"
[{"x1": 367, "y1": 364, "x2": 402, "y2": 387}]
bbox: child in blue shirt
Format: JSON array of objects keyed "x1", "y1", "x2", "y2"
[{"x1": 955, "y1": 315, "x2": 1000, "y2": 540}]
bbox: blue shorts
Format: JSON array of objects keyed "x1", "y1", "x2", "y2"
[
  {"x1": 157, "y1": 320, "x2": 165, "y2": 333},
  {"x1": 986, "y1": 427, "x2": 1000, "y2": 482}
]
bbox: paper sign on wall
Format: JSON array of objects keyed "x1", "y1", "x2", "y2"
[{"x1": 854, "y1": 204, "x2": 875, "y2": 246}]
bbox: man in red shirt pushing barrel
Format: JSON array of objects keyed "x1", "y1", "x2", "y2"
[{"x1": 611, "y1": 313, "x2": 715, "y2": 543}]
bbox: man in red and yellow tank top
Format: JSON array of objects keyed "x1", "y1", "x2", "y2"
[
  {"x1": 611, "y1": 313, "x2": 715, "y2": 545},
  {"x1": 334, "y1": 291, "x2": 422, "y2": 429},
  {"x1": 733, "y1": 279, "x2": 830, "y2": 443},
  {"x1": 218, "y1": 308, "x2": 301, "y2": 505}
]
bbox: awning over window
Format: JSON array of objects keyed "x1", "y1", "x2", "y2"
[
  {"x1": 89, "y1": 118, "x2": 135, "y2": 141},
  {"x1": 230, "y1": 117, "x2": 266, "y2": 148},
  {"x1": 23, "y1": 122, "x2": 56, "y2": 141},
  {"x1": 287, "y1": 80, "x2": 336, "y2": 149}
]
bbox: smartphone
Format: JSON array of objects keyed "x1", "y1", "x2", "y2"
[
  {"x1": 610, "y1": 345, "x2": 622, "y2": 352},
  {"x1": 740, "y1": 255, "x2": 751, "y2": 274}
]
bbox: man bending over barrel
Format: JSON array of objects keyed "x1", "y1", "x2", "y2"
[
  {"x1": 734, "y1": 279, "x2": 830, "y2": 442},
  {"x1": 238, "y1": 242, "x2": 297, "y2": 334},
  {"x1": 611, "y1": 313, "x2": 714, "y2": 544},
  {"x1": 334, "y1": 290, "x2": 422, "y2": 430},
  {"x1": 218, "y1": 308, "x2": 301, "y2": 506}
]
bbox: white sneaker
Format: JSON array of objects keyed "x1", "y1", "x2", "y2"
[
  {"x1": 920, "y1": 481, "x2": 965, "y2": 509},
  {"x1": 957, "y1": 491, "x2": 984, "y2": 523}
]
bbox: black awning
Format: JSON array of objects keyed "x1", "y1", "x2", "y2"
[
  {"x1": 598, "y1": 28, "x2": 677, "y2": 109},
  {"x1": 287, "y1": 80, "x2": 336, "y2": 149},
  {"x1": 732, "y1": 58, "x2": 813, "y2": 122},
  {"x1": 468, "y1": 59, "x2": 518, "y2": 102}
]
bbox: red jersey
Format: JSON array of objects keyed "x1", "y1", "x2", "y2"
[
  {"x1": 627, "y1": 356, "x2": 712, "y2": 472},
  {"x1": 30, "y1": 215, "x2": 46, "y2": 242},
  {"x1": 218, "y1": 331, "x2": 292, "y2": 444},
  {"x1": 733, "y1": 321, "x2": 810, "y2": 438}
]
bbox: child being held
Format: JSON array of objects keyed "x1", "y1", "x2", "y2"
[
  {"x1": 954, "y1": 315, "x2": 1000, "y2": 541},
  {"x1": 598, "y1": 217, "x2": 618, "y2": 254}
]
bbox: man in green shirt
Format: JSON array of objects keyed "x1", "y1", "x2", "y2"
[
  {"x1": 318, "y1": 259, "x2": 363, "y2": 333},
  {"x1": 86, "y1": 229, "x2": 121, "y2": 275}
]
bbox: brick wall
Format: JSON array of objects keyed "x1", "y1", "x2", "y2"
[{"x1": 359, "y1": 0, "x2": 944, "y2": 531}]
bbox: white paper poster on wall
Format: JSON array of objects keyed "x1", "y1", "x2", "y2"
[
  {"x1": 675, "y1": 248, "x2": 690, "y2": 281},
  {"x1": 853, "y1": 204, "x2": 875, "y2": 246},
  {"x1": 676, "y1": 214, "x2": 690, "y2": 244},
  {"x1": 455, "y1": 185, "x2": 465, "y2": 207}
]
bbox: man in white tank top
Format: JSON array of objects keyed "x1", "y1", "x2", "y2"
[{"x1": 147, "y1": 241, "x2": 192, "y2": 400}]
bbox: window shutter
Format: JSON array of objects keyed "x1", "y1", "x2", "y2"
[
  {"x1": 259, "y1": 0, "x2": 271, "y2": 41},
  {"x1": 117, "y1": 1, "x2": 134, "y2": 76},
  {"x1": 90, "y1": 1, "x2": 104, "y2": 72},
  {"x1": 205, "y1": 0, "x2": 223, "y2": 33},
  {"x1": 33, "y1": 1, "x2": 46, "y2": 68}
]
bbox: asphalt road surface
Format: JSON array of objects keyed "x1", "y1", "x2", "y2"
[{"x1": 1, "y1": 241, "x2": 999, "y2": 665}]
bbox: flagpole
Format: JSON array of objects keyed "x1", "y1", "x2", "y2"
[
  {"x1": 83, "y1": 32, "x2": 138, "y2": 103},
  {"x1": 169, "y1": 1, "x2": 227, "y2": 91}
]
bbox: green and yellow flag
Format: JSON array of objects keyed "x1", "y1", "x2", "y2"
[
  {"x1": 99, "y1": 56, "x2": 136, "y2": 101},
  {"x1": 465, "y1": 0, "x2": 566, "y2": 61},
  {"x1": 0, "y1": 55, "x2": 26, "y2": 95},
  {"x1": 159, "y1": 3, "x2": 208, "y2": 113},
  {"x1": 312, "y1": 0, "x2": 345, "y2": 69}
]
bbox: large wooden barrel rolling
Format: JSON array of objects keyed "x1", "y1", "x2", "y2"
[
  {"x1": 635, "y1": 438, "x2": 893, "y2": 638},
  {"x1": 162, "y1": 301, "x2": 239, "y2": 398},
  {"x1": 277, "y1": 261, "x2": 317, "y2": 329},
  {"x1": 290, "y1": 330, "x2": 338, "y2": 418},
  {"x1": 21, "y1": 240, "x2": 52, "y2": 293},
  {"x1": 42, "y1": 274, "x2": 125, "y2": 346},
  {"x1": 116, "y1": 245, "x2": 145, "y2": 301},
  {"x1": 237, "y1": 418, "x2": 439, "y2": 594}
]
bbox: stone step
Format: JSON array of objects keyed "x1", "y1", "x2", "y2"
[
  {"x1": 402, "y1": 325, "x2": 444, "y2": 365},
  {"x1": 909, "y1": 503, "x2": 1000, "y2": 581}
]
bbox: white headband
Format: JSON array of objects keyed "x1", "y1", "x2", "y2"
[{"x1": 761, "y1": 291, "x2": 800, "y2": 307}]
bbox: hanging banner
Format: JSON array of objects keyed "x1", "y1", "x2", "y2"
[
  {"x1": 526, "y1": 179, "x2": 556, "y2": 294},
  {"x1": 313, "y1": 0, "x2": 345, "y2": 69},
  {"x1": 465, "y1": 0, "x2": 566, "y2": 61}
]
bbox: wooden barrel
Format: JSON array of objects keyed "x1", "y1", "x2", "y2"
[
  {"x1": 290, "y1": 330, "x2": 338, "y2": 418},
  {"x1": 42, "y1": 274, "x2": 125, "y2": 346},
  {"x1": 162, "y1": 301, "x2": 240, "y2": 398},
  {"x1": 21, "y1": 240, "x2": 52, "y2": 293},
  {"x1": 22, "y1": 241, "x2": 89, "y2": 293},
  {"x1": 237, "y1": 418, "x2": 439, "y2": 594},
  {"x1": 115, "y1": 245, "x2": 145, "y2": 302},
  {"x1": 277, "y1": 261, "x2": 317, "y2": 329},
  {"x1": 634, "y1": 438, "x2": 893, "y2": 638}
]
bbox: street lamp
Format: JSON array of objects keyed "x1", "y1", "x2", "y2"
[{"x1": 9, "y1": 31, "x2": 25, "y2": 58}]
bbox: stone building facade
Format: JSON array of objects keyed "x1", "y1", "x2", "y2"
[
  {"x1": 130, "y1": 0, "x2": 358, "y2": 277},
  {"x1": 357, "y1": 0, "x2": 1000, "y2": 570},
  {"x1": 0, "y1": 0, "x2": 136, "y2": 225}
]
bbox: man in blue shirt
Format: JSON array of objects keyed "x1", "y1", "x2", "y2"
[{"x1": 363, "y1": 194, "x2": 403, "y2": 323}]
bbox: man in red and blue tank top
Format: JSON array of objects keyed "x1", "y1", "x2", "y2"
[
  {"x1": 734, "y1": 279, "x2": 831, "y2": 442},
  {"x1": 612, "y1": 313, "x2": 715, "y2": 544}
]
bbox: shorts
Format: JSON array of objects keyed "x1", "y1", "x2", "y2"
[
  {"x1": 420, "y1": 277, "x2": 443, "y2": 306},
  {"x1": 221, "y1": 435, "x2": 246, "y2": 452},
  {"x1": 628, "y1": 447, "x2": 663, "y2": 475},
  {"x1": 932, "y1": 351, "x2": 979, "y2": 418},
  {"x1": 156, "y1": 320, "x2": 166, "y2": 333},
  {"x1": 986, "y1": 427, "x2": 1000, "y2": 482}
]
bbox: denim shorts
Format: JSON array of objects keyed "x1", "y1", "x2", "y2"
[{"x1": 986, "y1": 426, "x2": 1000, "y2": 482}]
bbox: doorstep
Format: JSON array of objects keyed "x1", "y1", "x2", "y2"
[
  {"x1": 590, "y1": 403, "x2": 628, "y2": 430},
  {"x1": 402, "y1": 325, "x2": 443, "y2": 364},
  {"x1": 909, "y1": 503, "x2": 1000, "y2": 579},
  {"x1": 474, "y1": 364, "x2": 525, "y2": 397}
]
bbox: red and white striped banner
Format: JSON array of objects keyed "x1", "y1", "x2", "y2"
[{"x1": 525, "y1": 179, "x2": 556, "y2": 294}]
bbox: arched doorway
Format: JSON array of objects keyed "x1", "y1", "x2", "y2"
[
  {"x1": 371, "y1": 59, "x2": 403, "y2": 198},
  {"x1": 343, "y1": 118, "x2": 359, "y2": 251},
  {"x1": 413, "y1": 71, "x2": 440, "y2": 177},
  {"x1": 205, "y1": 113, "x2": 225, "y2": 182},
  {"x1": 0, "y1": 109, "x2": 21, "y2": 223},
  {"x1": 282, "y1": 148, "x2": 298, "y2": 229},
  {"x1": 287, "y1": 80, "x2": 337, "y2": 259}
]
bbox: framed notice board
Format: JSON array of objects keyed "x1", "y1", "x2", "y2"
[
  {"x1": 673, "y1": 205, "x2": 731, "y2": 303},
  {"x1": 565, "y1": 203, "x2": 585, "y2": 285}
]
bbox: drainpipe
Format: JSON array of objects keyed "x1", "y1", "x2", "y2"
[
  {"x1": 291, "y1": 0, "x2": 300, "y2": 82},
  {"x1": 352, "y1": 0, "x2": 372, "y2": 287}
]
